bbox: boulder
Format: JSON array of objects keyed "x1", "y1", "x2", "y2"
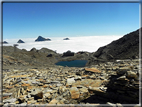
[
  {"x1": 62, "y1": 50, "x2": 74, "y2": 57},
  {"x1": 116, "y1": 66, "x2": 131, "y2": 75},
  {"x1": 69, "y1": 87, "x2": 80, "y2": 99},
  {"x1": 30, "y1": 89, "x2": 43, "y2": 99},
  {"x1": 126, "y1": 71, "x2": 138, "y2": 79},
  {"x1": 49, "y1": 99, "x2": 59, "y2": 104},
  {"x1": 66, "y1": 78, "x2": 75, "y2": 86}
]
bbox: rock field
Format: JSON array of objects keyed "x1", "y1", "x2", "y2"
[
  {"x1": 1, "y1": 58, "x2": 141, "y2": 106},
  {"x1": 1, "y1": 28, "x2": 141, "y2": 106}
]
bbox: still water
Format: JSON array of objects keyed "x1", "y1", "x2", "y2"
[{"x1": 55, "y1": 60, "x2": 88, "y2": 67}]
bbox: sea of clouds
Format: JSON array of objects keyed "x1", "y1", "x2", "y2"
[{"x1": 3, "y1": 36, "x2": 122, "y2": 53}]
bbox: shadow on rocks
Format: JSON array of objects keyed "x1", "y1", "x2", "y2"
[{"x1": 81, "y1": 74, "x2": 139, "y2": 105}]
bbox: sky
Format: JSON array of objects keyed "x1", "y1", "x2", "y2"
[{"x1": 3, "y1": 2, "x2": 140, "y2": 40}]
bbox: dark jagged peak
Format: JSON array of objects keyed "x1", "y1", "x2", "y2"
[
  {"x1": 17, "y1": 39, "x2": 25, "y2": 43},
  {"x1": 63, "y1": 38, "x2": 70, "y2": 40},
  {"x1": 3, "y1": 41, "x2": 8, "y2": 44},
  {"x1": 35, "y1": 36, "x2": 51, "y2": 42}
]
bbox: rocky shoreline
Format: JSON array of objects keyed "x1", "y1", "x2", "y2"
[{"x1": 2, "y1": 58, "x2": 141, "y2": 106}]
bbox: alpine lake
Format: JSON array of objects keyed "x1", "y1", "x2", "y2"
[{"x1": 55, "y1": 60, "x2": 88, "y2": 67}]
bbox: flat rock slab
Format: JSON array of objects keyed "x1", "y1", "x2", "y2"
[
  {"x1": 69, "y1": 87, "x2": 80, "y2": 99},
  {"x1": 126, "y1": 71, "x2": 138, "y2": 79},
  {"x1": 116, "y1": 66, "x2": 131, "y2": 75},
  {"x1": 10, "y1": 75, "x2": 30, "y2": 78},
  {"x1": 85, "y1": 68, "x2": 101, "y2": 73},
  {"x1": 3, "y1": 93, "x2": 13, "y2": 96},
  {"x1": 79, "y1": 87, "x2": 88, "y2": 93},
  {"x1": 44, "y1": 93, "x2": 51, "y2": 98},
  {"x1": 49, "y1": 99, "x2": 59, "y2": 104},
  {"x1": 3, "y1": 98, "x2": 17, "y2": 103},
  {"x1": 88, "y1": 86, "x2": 105, "y2": 93},
  {"x1": 66, "y1": 78, "x2": 75, "y2": 86},
  {"x1": 72, "y1": 79, "x2": 103, "y2": 87}
]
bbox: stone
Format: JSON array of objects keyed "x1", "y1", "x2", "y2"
[
  {"x1": 30, "y1": 90, "x2": 43, "y2": 99},
  {"x1": 12, "y1": 79, "x2": 21, "y2": 85},
  {"x1": 117, "y1": 75, "x2": 128, "y2": 81},
  {"x1": 85, "y1": 68, "x2": 101, "y2": 73},
  {"x1": 126, "y1": 71, "x2": 138, "y2": 79},
  {"x1": 49, "y1": 99, "x2": 59, "y2": 104},
  {"x1": 3, "y1": 93, "x2": 13, "y2": 97},
  {"x1": 43, "y1": 85, "x2": 48, "y2": 88},
  {"x1": 18, "y1": 103, "x2": 27, "y2": 106},
  {"x1": 66, "y1": 78, "x2": 75, "y2": 86},
  {"x1": 44, "y1": 93, "x2": 51, "y2": 99},
  {"x1": 5, "y1": 86, "x2": 14, "y2": 89},
  {"x1": 79, "y1": 87, "x2": 88, "y2": 94},
  {"x1": 74, "y1": 76, "x2": 82, "y2": 80},
  {"x1": 56, "y1": 84, "x2": 63, "y2": 87},
  {"x1": 107, "y1": 102, "x2": 116, "y2": 107},
  {"x1": 116, "y1": 66, "x2": 130, "y2": 75},
  {"x1": 46, "y1": 89, "x2": 53, "y2": 93},
  {"x1": 18, "y1": 96, "x2": 25, "y2": 103},
  {"x1": 72, "y1": 79, "x2": 103, "y2": 88},
  {"x1": 3, "y1": 98, "x2": 17, "y2": 103},
  {"x1": 69, "y1": 87, "x2": 80, "y2": 99},
  {"x1": 22, "y1": 81, "x2": 29, "y2": 84},
  {"x1": 32, "y1": 81, "x2": 40, "y2": 84},
  {"x1": 27, "y1": 100, "x2": 37, "y2": 104},
  {"x1": 88, "y1": 86, "x2": 105, "y2": 93},
  {"x1": 58, "y1": 86, "x2": 67, "y2": 94},
  {"x1": 21, "y1": 83, "x2": 30, "y2": 87}
]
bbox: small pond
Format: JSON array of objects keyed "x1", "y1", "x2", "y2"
[{"x1": 55, "y1": 60, "x2": 88, "y2": 67}]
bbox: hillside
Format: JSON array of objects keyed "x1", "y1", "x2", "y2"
[{"x1": 87, "y1": 28, "x2": 141, "y2": 65}]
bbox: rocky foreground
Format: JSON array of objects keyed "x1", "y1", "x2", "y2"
[
  {"x1": 1, "y1": 28, "x2": 141, "y2": 106},
  {"x1": 2, "y1": 58, "x2": 141, "y2": 106}
]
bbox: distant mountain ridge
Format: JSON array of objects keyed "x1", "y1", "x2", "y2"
[{"x1": 88, "y1": 28, "x2": 141, "y2": 65}]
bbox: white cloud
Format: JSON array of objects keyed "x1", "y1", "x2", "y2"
[{"x1": 3, "y1": 36, "x2": 122, "y2": 53}]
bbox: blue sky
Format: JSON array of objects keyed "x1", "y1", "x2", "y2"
[{"x1": 3, "y1": 2, "x2": 139, "y2": 39}]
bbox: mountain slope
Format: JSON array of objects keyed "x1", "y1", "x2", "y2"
[{"x1": 88, "y1": 28, "x2": 141, "y2": 65}]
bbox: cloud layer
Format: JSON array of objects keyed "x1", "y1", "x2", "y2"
[{"x1": 3, "y1": 36, "x2": 122, "y2": 53}]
